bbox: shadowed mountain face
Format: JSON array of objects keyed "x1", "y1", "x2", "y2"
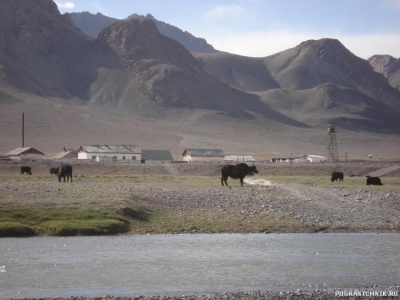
[
  {"x1": 369, "y1": 55, "x2": 400, "y2": 90},
  {"x1": 0, "y1": 0, "x2": 91, "y2": 97}
]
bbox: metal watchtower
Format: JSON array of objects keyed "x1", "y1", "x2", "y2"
[{"x1": 326, "y1": 125, "x2": 339, "y2": 164}]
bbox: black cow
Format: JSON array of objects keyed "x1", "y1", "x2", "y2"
[
  {"x1": 58, "y1": 164, "x2": 73, "y2": 182},
  {"x1": 50, "y1": 167, "x2": 59, "y2": 175},
  {"x1": 331, "y1": 172, "x2": 344, "y2": 182},
  {"x1": 20, "y1": 166, "x2": 32, "y2": 175},
  {"x1": 366, "y1": 176, "x2": 383, "y2": 186},
  {"x1": 221, "y1": 163, "x2": 259, "y2": 187}
]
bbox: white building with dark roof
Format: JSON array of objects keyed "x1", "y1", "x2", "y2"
[
  {"x1": 77, "y1": 145, "x2": 142, "y2": 162},
  {"x1": 182, "y1": 149, "x2": 225, "y2": 162},
  {"x1": 5, "y1": 147, "x2": 45, "y2": 160}
]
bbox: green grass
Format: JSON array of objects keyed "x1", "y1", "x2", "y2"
[{"x1": 0, "y1": 208, "x2": 130, "y2": 237}]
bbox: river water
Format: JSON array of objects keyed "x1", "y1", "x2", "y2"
[{"x1": 0, "y1": 233, "x2": 399, "y2": 299}]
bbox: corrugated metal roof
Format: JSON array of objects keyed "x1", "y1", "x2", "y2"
[
  {"x1": 79, "y1": 145, "x2": 142, "y2": 154},
  {"x1": 183, "y1": 149, "x2": 225, "y2": 157},
  {"x1": 5, "y1": 147, "x2": 45, "y2": 156},
  {"x1": 142, "y1": 150, "x2": 173, "y2": 161}
]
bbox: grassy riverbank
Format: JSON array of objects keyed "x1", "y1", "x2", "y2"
[{"x1": 1, "y1": 162, "x2": 399, "y2": 237}]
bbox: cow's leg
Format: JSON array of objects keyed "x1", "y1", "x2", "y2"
[
  {"x1": 240, "y1": 177, "x2": 244, "y2": 186},
  {"x1": 223, "y1": 176, "x2": 229, "y2": 186},
  {"x1": 70, "y1": 172, "x2": 73, "y2": 183},
  {"x1": 221, "y1": 177, "x2": 224, "y2": 186},
  {"x1": 58, "y1": 174, "x2": 61, "y2": 182}
]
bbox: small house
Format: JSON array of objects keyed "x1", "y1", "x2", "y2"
[
  {"x1": 306, "y1": 155, "x2": 327, "y2": 163},
  {"x1": 77, "y1": 145, "x2": 142, "y2": 162},
  {"x1": 53, "y1": 149, "x2": 78, "y2": 162},
  {"x1": 224, "y1": 155, "x2": 256, "y2": 163},
  {"x1": 271, "y1": 155, "x2": 308, "y2": 163},
  {"x1": 5, "y1": 147, "x2": 45, "y2": 160},
  {"x1": 141, "y1": 150, "x2": 173, "y2": 164},
  {"x1": 182, "y1": 149, "x2": 225, "y2": 162}
]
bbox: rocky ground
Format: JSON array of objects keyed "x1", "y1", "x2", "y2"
[{"x1": 1, "y1": 160, "x2": 400, "y2": 233}]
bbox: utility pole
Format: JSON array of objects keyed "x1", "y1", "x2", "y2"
[{"x1": 22, "y1": 112, "x2": 24, "y2": 147}]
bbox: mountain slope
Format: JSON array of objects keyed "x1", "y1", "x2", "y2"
[
  {"x1": 0, "y1": 0, "x2": 92, "y2": 98},
  {"x1": 368, "y1": 55, "x2": 400, "y2": 90},
  {"x1": 195, "y1": 39, "x2": 400, "y2": 133}
]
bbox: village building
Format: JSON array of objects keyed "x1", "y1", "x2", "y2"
[
  {"x1": 182, "y1": 149, "x2": 225, "y2": 162},
  {"x1": 77, "y1": 145, "x2": 142, "y2": 162},
  {"x1": 5, "y1": 147, "x2": 45, "y2": 160},
  {"x1": 141, "y1": 150, "x2": 174, "y2": 164},
  {"x1": 271, "y1": 154, "x2": 327, "y2": 163},
  {"x1": 53, "y1": 149, "x2": 78, "y2": 162},
  {"x1": 270, "y1": 155, "x2": 308, "y2": 163},
  {"x1": 224, "y1": 155, "x2": 256, "y2": 163},
  {"x1": 306, "y1": 155, "x2": 328, "y2": 163}
]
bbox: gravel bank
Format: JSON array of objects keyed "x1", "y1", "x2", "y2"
[{"x1": 11, "y1": 285, "x2": 400, "y2": 300}]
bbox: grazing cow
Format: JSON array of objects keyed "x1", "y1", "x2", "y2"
[
  {"x1": 58, "y1": 164, "x2": 73, "y2": 182},
  {"x1": 366, "y1": 176, "x2": 383, "y2": 186},
  {"x1": 221, "y1": 163, "x2": 259, "y2": 187},
  {"x1": 20, "y1": 166, "x2": 32, "y2": 175},
  {"x1": 331, "y1": 172, "x2": 344, "y2": 182},
  {"x1": 50, "y1": 167, "x2": 59, "y2": 175}
]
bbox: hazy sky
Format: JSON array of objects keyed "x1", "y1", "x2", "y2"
[{"x1": 55, "y1": 0, "x2": 400, "y2": 59}]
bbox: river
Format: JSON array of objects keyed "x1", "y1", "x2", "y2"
[{"x1": 0, "y1": 233, "x2": 399, "y2": 299}]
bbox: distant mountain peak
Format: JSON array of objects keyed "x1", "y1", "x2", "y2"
[{"x1": 70, "y1": 11, "x2": 218, "y2": 53}]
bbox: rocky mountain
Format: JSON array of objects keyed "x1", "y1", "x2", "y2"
[
  {"x1": 368, "y1": 55, "x2": 400, "y2": 90},
  {"x1": 70, "y1": 12, "x2": 217, "y2": 53},
  {"x1": 0, "y1": 0, "x2": 91, "y2": 97},
  {"x1": 1, "y1": 0, "x2": 400, "y2": 157},
  {"x1": 0, "y1": 0, "x2": 294, "y2": 122}
]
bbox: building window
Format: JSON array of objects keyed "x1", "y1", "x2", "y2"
[
  {"x1": 92, "y1": 156, "x2": 96, "y2": 160},
  {"x1": 132, "y1": 156, "x2": 136, "y2": 161},
  {"x1": 123, "y1": 156, "x2": 126, "y2": 160},
  {"x1": 113, "y1": 156, "x2": 117, "y2": 162}
]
